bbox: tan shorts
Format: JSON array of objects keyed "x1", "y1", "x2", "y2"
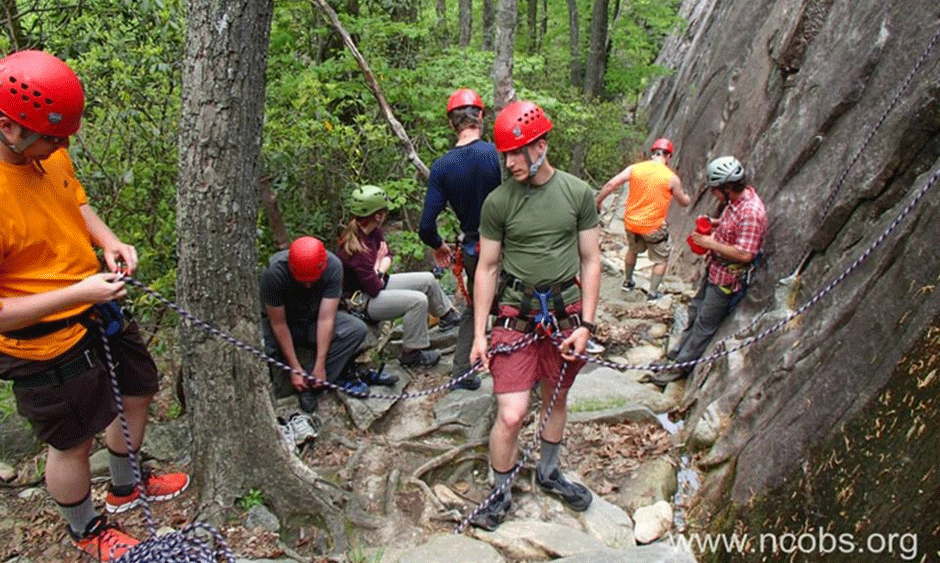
[{"x1": 627, "y1": 223, "x2": 671, "y2": 264}]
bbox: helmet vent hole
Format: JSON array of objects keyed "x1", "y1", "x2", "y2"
[
  {"x1": 32, "y1": 102, "x2": 40, "y2": 109},
  {"x1": 19, "y1": 82, "x2": 27, "y2": 89},
  {"x1": 20, "y1": 94, "x2": 28, "y2": 101},
  {"x1": 8, "y1": 88, "x2": 16, "y2": 95},
  {"x1": 45, "y1": 98, "x2": 53, "y2": 105},
  {"x1": 32, "y1": 90, "x2": 41, "y2": 97},
  {"x1": 7, "y1": 76, "x2": 15, "y2": 84}
]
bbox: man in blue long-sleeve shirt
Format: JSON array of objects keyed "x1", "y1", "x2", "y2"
[{"x1": 419, "y1": 88, "x2": 502, "y2": 390}]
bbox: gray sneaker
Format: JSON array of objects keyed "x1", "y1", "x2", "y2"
[
  {"x1": 287, "y1": 413, "x2": 321, "y2": 445},
  {"x1": 468, "y1": 492, "x2": 511, "y2": 531},
  {"x1": 399, "y1": 349, "x2": 441, "y2": 367}
]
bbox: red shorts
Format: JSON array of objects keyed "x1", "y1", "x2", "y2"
[
  {"x1": 488, "y1": 303, "x2": 587, "y2": 394},
  {"x1": 1, "y1": 322, "x2": 159, "y2": 451}
]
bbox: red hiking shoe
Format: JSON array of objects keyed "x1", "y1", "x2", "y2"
[
  {"x1": 71, "y1": 515, "x2": 139, "y2": 562},
  {"x1": 105, "y1": 471, "x2": 190, "y2": 514}
]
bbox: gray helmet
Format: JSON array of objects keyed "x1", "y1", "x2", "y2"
[
  {"x1": 706, "y1": 156, "x2": 745, "y2": 187},
  {"x1": 349, "y1": 185, "x2": 390, "y2": 217}
]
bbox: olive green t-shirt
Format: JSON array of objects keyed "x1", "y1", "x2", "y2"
[{"x1": 480, "y1": 169, "x2": 599, "y2": 307}]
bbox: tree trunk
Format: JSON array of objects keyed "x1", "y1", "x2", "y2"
[
  {"x1": 567, "y1": 0, "x2": 582, "y2": 88},
  {"x1": 527, "y1": 0, "x2": 537, "y2": 53},
  {"x1": 493, "y1": 0, "x2": 518, "y2": 111},
  {"x1": 178, "y1": 0, "x2": 346, "y2": 552},
  {"x1": 481, "y1": 0, "x2": 495, "y2": 50},
  {"x1": 259, "y1": 176, "x2": 290, "y2": 250},
  {"x1": 458, "y1": 0, "x2": 472, "y2": 47},
  {"x1": 436, "y1": 0, "x2": 448, "y2": 46},
  {"x1": 582, "y1": 0, "x2": 608, "y2": 100},
  {"x1": 0, "y1": 0, "x2": 27, "y2": 49}
]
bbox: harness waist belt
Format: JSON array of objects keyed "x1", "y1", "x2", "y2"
[
  {"x1": 495, "y1": 313, "x2": 583, "y2": 333},
  {"x1": 505, "y1": 275, "x2": 577, "y2": 295},
  {"x1": 12, "y1": 347, "x2": 100, "y2": 388},
  {"x1": 2, "y1": 308, "x2": 94, "y2": 340}
]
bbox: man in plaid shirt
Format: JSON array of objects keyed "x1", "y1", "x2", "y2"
[{"x1": 645, "y1": 156, "x2": 766, "y2": 388}]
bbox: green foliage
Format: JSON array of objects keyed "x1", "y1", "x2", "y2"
[
  {"x1": 237, "y1": 488, "x2": 266, "y2": 511},
  {"x1": 0, "y1": 381, "x2": 14, "y2": 422}
]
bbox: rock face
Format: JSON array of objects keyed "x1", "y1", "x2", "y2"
[{"x1": 640, "y1": 0, "x2": 940, "y2": 549}]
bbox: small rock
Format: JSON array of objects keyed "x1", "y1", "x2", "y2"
[
  {"x1": 245, "y1": 504, "x2": 280, "y2": 532},
  {"x1": 0, "y1": 461, "x2": 16, "y2": 482},
  {"x1": 632, "y1": 500, "x2": 673, "y2": 544}
]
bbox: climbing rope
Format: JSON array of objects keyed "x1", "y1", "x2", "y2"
[
  {"x1": 99, "y1": 326, "x2": 235, "y2": 562},
  {"x1": 452, "y1": 244, "x2": 472, "y2": 307},
  {"x1": 819, "y1": 24, "x2": 940, "y2": 219}
]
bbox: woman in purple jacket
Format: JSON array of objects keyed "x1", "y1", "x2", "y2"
[{"x1": 337, "y1": 185, "x2": 461, "y2": 367}]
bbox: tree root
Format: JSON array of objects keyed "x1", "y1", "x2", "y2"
[{"x1": 411, "y1": 438, "x2": 488, "y2": 480}]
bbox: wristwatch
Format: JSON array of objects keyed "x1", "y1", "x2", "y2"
[{"x1": 579, "y1": 321, "x2": 596, "y2": 334}]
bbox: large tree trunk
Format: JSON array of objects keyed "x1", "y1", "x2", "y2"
[
  {"x1": 481, "y1": 0, "x2": 495, "y2": 50},
  {"x1": 492, "y1": 0, "x2": 517, "y2": 111},
  {"x1": 177, "y1": 0, "x2": 346, "y2": 552},
  {"x1": 436, "y1": 0, "x2": 448, "y2": 46},
  {"x1": 567, "y1": 0, "x2": 582, "y2": 88},
  {"x1": 582, "y1": 0, "x2": 608, "y2": 100},
  {"x1": 458, "y1": 0, "x2": 472, "y2": 46}
]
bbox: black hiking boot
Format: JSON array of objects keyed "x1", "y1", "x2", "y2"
[
  {"x1": 468, "y1": 492, "x2": 511, "y2": 531},
  {"x1": 536, "y1": 468, "x2": 592, "y2": 511}
]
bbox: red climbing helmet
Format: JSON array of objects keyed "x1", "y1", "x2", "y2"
[
  {"x1": 650, "y1": 138, "x2": 674, "y2": 155},
  {"x1": 446, "y1": 88, "x2": 484, "y2": 114},
  {"x1": 493, "y1": 100, "x2": 553, "y2": 153},
  {"x1": 288, "y1": 236, "x2": 328, "y2": 283},
  {"x1": 0, "y1": 50, "x2": 85, "y2": 137}
]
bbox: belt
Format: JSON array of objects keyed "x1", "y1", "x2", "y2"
[
  {"x1": 505, "y1": 275, "x2": 577, "y2": 294},
  {"x1": 495, "y1": 313, "x2": 583, "y2": 334},
  {"x1": 12, "y1": 348, "x2": 100, "y2": 388},
  {"x1": 2, "y1": 308, "x2": 93, "y2": 340}
]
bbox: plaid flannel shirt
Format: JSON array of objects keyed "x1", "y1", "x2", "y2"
[{"x1": 707, "y1": 187, "x2": 767, "y2": 292}]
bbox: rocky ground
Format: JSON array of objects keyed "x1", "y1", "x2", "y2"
[{"x1": 0, "y1": 215, "x2": 704, "y2": 563}]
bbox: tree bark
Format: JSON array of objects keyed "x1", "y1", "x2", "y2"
[
  {"x1": 436, "y1": 0, "x2": 448, "y2": 46},
  {"x1": 567, "y1": 0, "x2": 582, "y2": 88},
  {"x1": 481, "y1": 0, "x2": 495, "y2": 50},
  {"x1": 458, "y1": 0, "x2": 472, "y2": 46},
  {"x1": 492, "y1": 0, "x2": 518, "y2": 111},
  {"x1": 527, "y1": 0, "x2": 537, "y2": 53},
  {"x1": 259, "y1": 176, "x2": 290, "y2": 250},
  {"x1": 178, "y1": 0, "x2": 346, "y2": 552},
  {"x1": 312, "y1": 0, "x2": 430, "y2": 182},
  {"x1": 0, "y1": 0, "x2": 27, "y2": 49},
  {"x1": 582, "y1": 0, "x2": 609, "y2": 100}
]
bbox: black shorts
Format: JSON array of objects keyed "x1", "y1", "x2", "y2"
[{"x1": 1, "y1": 321, "x2": 159, "y2": 451}]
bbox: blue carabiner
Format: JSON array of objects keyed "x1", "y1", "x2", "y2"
[{"x1": 532, "y1": 289, "x2": 556, "y2": 336}]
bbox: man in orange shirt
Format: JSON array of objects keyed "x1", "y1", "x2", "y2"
[
  {"x1": 595, "y1": 138, "x2": 690, "y2": 299},
  {"x1": 0, "y1": 51, "x2": 187, "y2": 562}
]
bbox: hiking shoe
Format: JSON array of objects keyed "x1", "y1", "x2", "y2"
[
  {"x1": 585, "y1": 338, "x2": 605, "y2": 355},
  {"x1": 646, "y1": 291, "x2": 663, "y2": 301},
  {"x1": 452, "y1": 373, "x2": 481, "y2": 391},
  {"x1": 339, "y1": 377, "x2": 369, "y2": 396},
  {"x1": 437, "y1": 309, "x2": 462, "y2": 332},
  {"x1": 71, "y1": 515, "x2": 139, "y2": 562},
  {"x1": 298, "y1": 389, "x2": 318, "y2": 413},
  {"x1": 621, "y1": 280, "x2": 636, "y2": 292},
  {"x1": 536, "y1": 468, "x2": 592, "y2": 511},
  {"x1": 399, "y1": 349, "x2": 441, "y2": 368},
  {"x1": 287, "y1": 413, "x2": 321, "y2": 445},
  {"x1": 468, "y1": 492, "x2": 511, "y2": 531},
  {"x1": 359, "y1": 366, "x2": 399, "y2": 387},
  {"x1": 105, "y1": 471, "x2": 190, "y2": 514}
]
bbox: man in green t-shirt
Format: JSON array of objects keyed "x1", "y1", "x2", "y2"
[{"x1": 469, "y1": 101, "x2": 601, "y2": 530}]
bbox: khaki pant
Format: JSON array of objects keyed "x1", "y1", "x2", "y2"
[{"x1": 365, "y1": 272, "x2": 454, "y2": 350}]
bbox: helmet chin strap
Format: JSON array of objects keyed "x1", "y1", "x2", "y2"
[
  {"x1": 1, "y1": 127, "x2": 40, "y2": 154},
  {"x1": 523, "y1": 142, "x2": 547, "y2": 182}
]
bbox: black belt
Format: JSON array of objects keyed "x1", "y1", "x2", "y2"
[
  {"x1": 1, "y1": 308, "x2": 94, "y2": 340},
  {"x1": 505, "y1": 275, "x2": 577, "y2": 295},
  {"x1": 12, "y1": 347, "x2": 100, "y2": 388},
  {"x1": 495, "y1": 313, "x2": 583, "y2": 334}
]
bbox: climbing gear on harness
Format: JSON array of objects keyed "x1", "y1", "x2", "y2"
[
  {"x1": 348, "y1": 184, "x2": 390, "y2": 218},
  {"x1": 447, "y1": 88, "x2": 484, "y2": 113},
  {"x1": 650, "y1": 138, "x2": 673, "y2": 155},
  {"x1": 493, "y1": 100, "x2": 553, "y2": 153},
  {"x1": 71, "y1": 514, "x2": 139, "y2": 563},
  {"x1": 495, "y1": 274, "x2": 580, "y2": 335},
  {"x1": 468, "y1": 491, "x2": 512, "y2": 531},
  {"x1": 105, "y1": 470, "x2": 190, "y2": 514},
  {"x1": 536, "y1": 467, "x2": 593, "y2": 511},
  {"x1": 706, "y1": 156, "x2": 745, "y2": 187},
  {"x1": 0, "y1": 51, "x2": 84, "y2": 150}
]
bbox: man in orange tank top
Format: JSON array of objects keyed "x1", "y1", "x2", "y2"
[{"x1": 595, "y1": 138, "x2": 690, "y2": 299}]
